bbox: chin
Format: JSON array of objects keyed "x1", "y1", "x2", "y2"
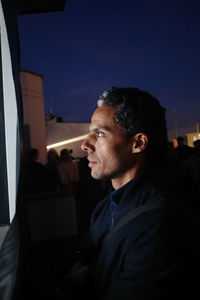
[
  {"x1": 91, "y1": 171, "x2": 110, "y2": 181},
  {"x1": 91, "y1": 172, "x2": 101, "y2": 180}
]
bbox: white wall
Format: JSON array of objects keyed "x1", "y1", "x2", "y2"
[{"x1": 20, "y1": 71, "x2": 47, "y2": 163}]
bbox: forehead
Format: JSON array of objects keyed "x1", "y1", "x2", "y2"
[{"x1": 90, "y1": 105, "x2": 118, "y2": 129}]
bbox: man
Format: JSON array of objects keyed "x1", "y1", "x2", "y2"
[
  {"x1": 57, "y1": 148, "x2": 80, "y2": 192},
  {"x1": 66, "y1": 87, "x2": 196, "y2": 300},
  {"x1": 175, "y1": 136, "x2": 193, "y2": 161},
  {"x1": 174, "y1": 137, "x2": 200, "y2": 209}
]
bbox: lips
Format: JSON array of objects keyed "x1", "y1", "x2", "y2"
[
  {"x1": 87, "y1": 156, "x2": 98, "y2": 168},
  {"x1": 88, "y1": 160, "x2": 98, "y2": 168}
]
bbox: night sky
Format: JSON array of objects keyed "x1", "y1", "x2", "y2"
[{"x1": 18, "y1": 0, "x2": 200, "y2": 131}]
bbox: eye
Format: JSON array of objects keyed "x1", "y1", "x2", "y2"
[{"x1": 96, "y1": 131, "x2": 105, "y2": 138}]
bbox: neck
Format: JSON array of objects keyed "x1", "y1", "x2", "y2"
[{"x1": 112, "y1": 163, "x2": 145, "y2": 190}]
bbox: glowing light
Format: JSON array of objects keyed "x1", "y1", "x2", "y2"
[{"x1": 46, "y1": 134, "x2": 88, "y2": 149}]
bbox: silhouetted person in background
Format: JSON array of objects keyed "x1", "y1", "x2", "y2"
[
  {"x1": 193, "y1": 139, "x2": 200, "y2": 159},
  {"x1": 69, "y1": 149, "x2": 75, "y2": 160},
  {"x1": 175, "y1": 136, "x2": 193, "y2": 160},
  {"x1": 46, "y1": 148, "x2": 61, "y2": 191},
  {"x1": 61, "y1": 87, "x2": 198, "y2": 300},
  {"x1": 57, "y1": 149, "x2": 80, "y2": 193},
  {"x1": 25, "y1": 148, "x2": 50, "y2": 193},
  {"x1": 174, "y1": 137, "x2": 200, "y2": 209}
]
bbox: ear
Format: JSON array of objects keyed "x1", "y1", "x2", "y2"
[{"x1": 132, "y1": 133, "x2": 148, "y2": 153}]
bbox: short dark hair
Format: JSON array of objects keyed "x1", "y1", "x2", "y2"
[
  {"x1": 60, "y1": 148, "x2": 72, "y2": 161},
  {"x1": 97, "y1": 87, "x2": 168, "y2": 160}
]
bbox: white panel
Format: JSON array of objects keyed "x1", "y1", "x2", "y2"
[{"x1": 0, "y1": 1, "x2": 19, "y2": 222}]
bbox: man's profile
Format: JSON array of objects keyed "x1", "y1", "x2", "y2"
[{"x1": 64, "y1": 87, "x2": 197, "y2": 300}]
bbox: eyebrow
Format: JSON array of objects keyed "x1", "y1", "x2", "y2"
[{"x1": 89, "y1": 126, "x2": 110, "y2": 132}]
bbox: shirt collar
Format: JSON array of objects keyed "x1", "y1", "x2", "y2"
[{"x1": 109, "y1": 179, "x2": 134, "y2": 204}]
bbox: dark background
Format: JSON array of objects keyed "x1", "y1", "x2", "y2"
[{"x1": 18, "y1": 0, "x2": 200, "y2": 131}]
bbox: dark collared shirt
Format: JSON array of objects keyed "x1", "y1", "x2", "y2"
[{"x1": 109, "y1": 180, "x2": 133, "y2": 230}]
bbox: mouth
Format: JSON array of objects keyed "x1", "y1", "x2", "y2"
[{"x1": 87, "y1": 157, "x2": 98, "y2": 168}]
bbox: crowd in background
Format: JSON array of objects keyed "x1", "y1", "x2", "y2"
[{"x1": 25, "y1": 147, "x2": 78, "y2": 194}]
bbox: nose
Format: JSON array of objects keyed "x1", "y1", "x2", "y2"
[{"x1": 81, "y1": 134, "x2": 95, "y2": 153}]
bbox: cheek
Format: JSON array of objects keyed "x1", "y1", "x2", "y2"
[
  {"x1": 114, "y1": 142, "x2": 132, "y2": 156},
  {"x1": 104, "y1": 145, "x2": 128, "y2": 165},
  {"x1": 112, "y1": 144, "x2": 134, "y2": 165},
  {"x1": 96, "y1": 140, "x2": 132, "y2": 163}
]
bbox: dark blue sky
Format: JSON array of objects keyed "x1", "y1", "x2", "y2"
[{"x1": 18, "y1": 0, "x2": 200, "y2": 131}]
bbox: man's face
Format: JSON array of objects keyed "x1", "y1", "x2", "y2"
[{"x1": 81, "y1": 105, "x2": 137, "y2": 188}]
